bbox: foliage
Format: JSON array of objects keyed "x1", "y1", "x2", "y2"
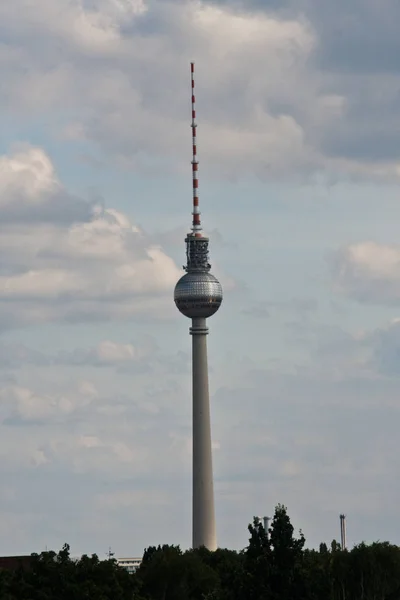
[
  {"x1": 2, "y1": 506, "x2": 400, "y2": 600},
  {"x1": 0, "y1": 543, "x2": 135, "y2": 600}
]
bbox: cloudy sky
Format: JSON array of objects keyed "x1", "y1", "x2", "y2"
[{"x1": 0, "y1": 0, "x2": 400, "y2": 557}]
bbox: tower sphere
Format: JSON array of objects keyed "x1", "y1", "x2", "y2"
[{"x1": 174, "y1": 272, "x2": 223, "y2": 319}]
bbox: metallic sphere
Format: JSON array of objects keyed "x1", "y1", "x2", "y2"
[{"x1": 174, "y1": 272, "x2": 223, "y2": 319}]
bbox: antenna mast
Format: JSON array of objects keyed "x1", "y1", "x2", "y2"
[
  {"x1": 184, "y1": 63, "x2": 210, "y2": 272},
  {"x1": 191, "y1": 62, "x2": 201, "y2": 237}
]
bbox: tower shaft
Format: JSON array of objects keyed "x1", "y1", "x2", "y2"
[{"x1": 190, "y1": 317, "x2": 217, "y2": 550}]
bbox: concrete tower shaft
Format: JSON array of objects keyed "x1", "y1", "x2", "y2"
[{"x1": 191, "y1": 317, "x2": 216, "y2": 549}]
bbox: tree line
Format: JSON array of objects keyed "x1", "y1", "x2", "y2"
[{"x1": 1, "y1": 504, "x2": 400, "y2": 600}]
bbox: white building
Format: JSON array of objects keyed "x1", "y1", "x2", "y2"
[{"x1": 116, "y1": 557, "x2": 142, "y2": 574}]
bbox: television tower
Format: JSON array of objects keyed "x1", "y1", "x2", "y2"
[{"x1": 174, "y1": 62, "x2": 223, "y2": 551}]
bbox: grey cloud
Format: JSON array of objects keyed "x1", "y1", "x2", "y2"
[
  {"x1": 308, "y1": 0, "x2": 400, "y2": 75},
  {"x1": 116, "y1": 350, "x2": 191, "y2": 376},
  {"x1": 0, "y1": 343, "x2": 50, "y2": 368},
  {"x1": 272, "y1": 297, "x2": 318, "y2": 316},
  {"x1": 0, "y1": 146, "x2": 182, "y2": 330},
  {"x1": 322, "y1": 121, "x2": 400, "y2": 164},
  {"x1": 0, "y1": 145, "x2": 95, "y2": 225},
  {"x1": 242, "y1": 303, "x2": 270, "y2": 319},
  {"x1": 200, "y1": 0, "x2": 295, "y2": 14},
  {"x1": 1, "y1": 0, "x2": 399, "y2": 179},
  {"x1": 207, "y1": 0, "x2": 400, "y2": 74},
  {"x1": 317, "y1": 74, "x2": 400, "y2": 164},
  {"x1": 243, "y1": 297, "x2": 317, "y2": 320},
  {"x1": 330, "y1": 242, "x2": 400, "y2": 305},
  {"x1": 0, "y1": 1, "x2": 326, "y2": 180},
  {"x1": 212, "y1": 365, "x2": 400, "y2": 548},
  {"x1": 287, "y1": 315, "x2": 400, "y2": 380},
  {"x1": 201, "y1": 0, "x2": 400, "y2": 173},
  {"x1": 0, "y1": 339, "x2": 191, "y2": 378},
  {"x1": 0, "y1": 189, "x2": 95, "y2": 226},
  {"x1": 2, "y1": 328, "x2": 400, "y2": 553},
  {"x1": 55, "y1": 342, "x2": 190, "y2": 374},
  {"x1": 55, "y1": 342, "x2": 151, "y2": 367},
  {"x1": 312, "y1": 325, "x2": 363, "y2": 360},
  {"x1": 0, "y1": 362, "x2": 195, "y2": 553},
  {"x1": 367, "y1": 321, "x2": 400, "y2": 377},
  {"x1": 3, "y1": 415, "x2": 51, "y2": 427}
]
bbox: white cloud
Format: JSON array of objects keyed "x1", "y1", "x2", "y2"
[
  {"x1": 0, "y1": 374, "x2": 189, "y2": 490},
  {"x1": 363, "y1": 319, "x2": 400, "y2": 377},
  {"x1": 0, "y1": 0, "x2": 346, "y2": 179},
  {"x1": 96, "y1": 489, "x2": 170, "y2": 510},
  {"x1": 0, "y1": 0, "x2": 148, "y2": 56},
  {"x1": 332, "y1": 241, "x2": 400, "y2": 304},
  {"x1": 0, "y1": 0, "x2": 398, "y2": 181},
  {"x1": 1, "y1": 324, "x2": 400, "y2": 553},
  {"x1": 0, "y1": 381, "x2": 96, "y2": 422},
  {"x1": 55, "y1": 338, "x2": 170, "y2": 371},
  {"x1": 0, "y1": 146, "x2": 181, "y2": 329},
  {"x1": 0, "y1": 145, "x2": 92, "y2": 224},
  {"x1": 31, "y1": 448, "x2": 51, "y2": 467},
  {"x1": 89, "y1": 341, "x2": 137, "y2": 362},
  {"x1": 0, "y1": 146, "x2": 59, "y2": 200}
]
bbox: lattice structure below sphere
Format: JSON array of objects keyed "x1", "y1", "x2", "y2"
[{"x1": 174, "y1": 272, "x2": 223, "y2": 318}]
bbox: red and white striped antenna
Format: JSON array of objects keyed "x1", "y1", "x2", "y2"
[{"x1": 191, "y1": 62, "x2": 202, "y2": 237}]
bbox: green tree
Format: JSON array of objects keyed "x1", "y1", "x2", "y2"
[
  {"x1": 240, "y1": 516, "x2": 272, "y2": 600},
  {"x1": 268, "y1": 504, "x2": 306, "y2": 600},
  {"x1": 303, "y1": 548, "x2": 331, "y2": 600},
  {"x1": 193, "y1": 547, "x2": 244, "y2": 600},
  {"x1": 137, "y1": 544, "x2": 219, "y2": 600},
  {"x1": 8, "y1": 544, "x2": 135, "y2": 600},
  {"x1": 4, "y1": 511, "x2": 400, "y2": 600}
]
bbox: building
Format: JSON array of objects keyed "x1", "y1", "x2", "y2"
[
  {"x1": 0, "y1": 555, "x2": 33, "y2": 571},
  {"x1": 116, "y1": 557, "x2": 142, "y2": 574},
  {"x1": 174, "y1": 62, "x2": 223, "y2": 551}
]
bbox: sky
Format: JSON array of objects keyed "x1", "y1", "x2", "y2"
[{"x1": 0, "y1": 0, "x2": 400, "y2": 557}]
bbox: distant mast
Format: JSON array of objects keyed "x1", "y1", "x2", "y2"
[
  {"x1": 263, "y1": 516, "x2": 271, "y2": 537},
  {"x1": 340, "y1": 514, "x2": 347, "y2": 550}
]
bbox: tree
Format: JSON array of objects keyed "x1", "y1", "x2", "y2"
[
  {"x1": 137, "y1": 544, "x2": 219, "y2": 600},
  {"x1": 6, "y1": 544, "x2": 135, "y2": 600},
  {"x1": 194, "y1": 547, "x2": 244, "y2": 600},
  {"x1": 268, "y1": 504, "x2": 306, "y2": 600},
  {"x1": 136, "y1": 545, "x2": 184, "y2": 600},
  {"x1": 240, "y1": 516, "x2": 272, "y2": 600},
  {"x1": 4, "y1": 511, "x2": 400, "y2": 600}
]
